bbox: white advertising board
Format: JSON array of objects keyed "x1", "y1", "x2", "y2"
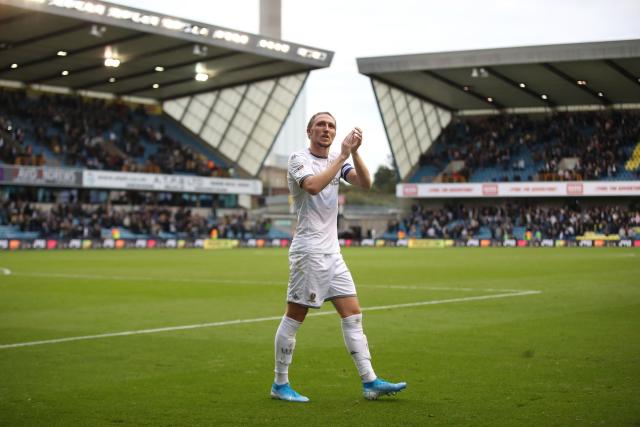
[
  {"x1": 397, "y1": 181, "x2": 640, "y2": 198},
  {"x1": 83, "y1": 170, "x2": 262, "y2": 195}
]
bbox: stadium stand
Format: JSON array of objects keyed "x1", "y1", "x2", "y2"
[
  {"x1": 357, "y1": 39, "x2": 640, "y2": 182},
  {"x1": 412, "y1": 110, "x2": 640, "y2": 183},
  {"x1": 358, "y1": 40, "x2": 640, "y2": 246},
  {"x1": 385, "y1": 201, "x2": 640, "y2": 241},
  {"x1": 0, "y1": 88, "x2": 230, "y2": 176},
  {"x1": 0, "y1": 196, "x2": 281, "y2": 241}
]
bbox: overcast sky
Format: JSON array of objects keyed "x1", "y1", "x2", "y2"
[{"x1": 113, "y1": 0, "x2": 640, "y2": 173}]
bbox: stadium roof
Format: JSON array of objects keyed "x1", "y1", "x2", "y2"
[
  {"x1": 357, "y1": 39, "x2": 640, "y2": 112},
  {"x1": 0, "y1": 0, "x2": 333, "y2": 101}
]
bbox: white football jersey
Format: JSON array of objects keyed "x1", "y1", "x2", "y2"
[{"x1": 288, "y1": 148, "x2": 353, "y2": 254}]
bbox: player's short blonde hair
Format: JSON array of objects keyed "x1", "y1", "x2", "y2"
[{"x1": 306, "y1": 112, "x2": 336, "y2": 132}]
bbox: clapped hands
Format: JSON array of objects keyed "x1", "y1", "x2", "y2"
[{"x1": 340, "y1": 127, "x2": 363, "y2": 160}]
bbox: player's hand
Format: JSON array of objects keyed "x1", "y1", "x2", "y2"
[
  {"x1": 351, "y1": 127, "x2": 362, "y2": 153},
  {"x1": 340, "y1": 130, "x2": 355, "y2": 160}
]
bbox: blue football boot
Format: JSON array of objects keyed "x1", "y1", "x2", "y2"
[
  {"x1": 270, "y1": 383, "x2": 310, "y2": 402},
  {"x1": 363, "y1": 378, "x2": 407, "y2": 400}
]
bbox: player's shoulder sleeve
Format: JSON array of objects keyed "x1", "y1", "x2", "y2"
[{"x1": 288, "y1": 150, "x2": 313, "y2": 187}]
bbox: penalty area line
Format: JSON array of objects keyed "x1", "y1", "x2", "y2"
[
  {"x1": 0, "y1": 267, "x2": 11, "y2": 275},
  {"x1": 0, "y1": 290, "x2": 541, "y2": 350}
]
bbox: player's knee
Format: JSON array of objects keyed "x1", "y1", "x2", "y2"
[
  {"x1": 285, "y1": 303, "x2": 308, "y2": 322},
  {"x1": 340, "y1": 308, "x2": 361, "y2": 318}
]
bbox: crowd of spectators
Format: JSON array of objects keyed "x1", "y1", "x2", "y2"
[
  {"x1": 418, "y1": 110, "x2": 640, "y2": 182},
  {"x1": 388, "y1": 202, "x2": 640, "y2": 240},
  {"x1": 1, "y1": 200, "x2": 209, "y2": 239},
  {"x1": 0, "y1": 88, "x2": 229, "y2": 176},
  {"x1": 0, "y1": 115, "x2": 44, "y2": 166},
  {"x1": 0, "y1": 199, "x2": 273, "y2": 240}
]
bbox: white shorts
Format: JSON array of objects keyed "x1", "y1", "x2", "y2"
[{"x1": 287, "y1": 252, "x2": 357, "y2": 309}]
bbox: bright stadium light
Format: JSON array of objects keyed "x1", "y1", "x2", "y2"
[
  {"x1": 61, "y1": 70, "x2": 69, "y2": 76},
  {"x1": 577, "y1": 80, "x2": 587, "y2": 86},
  {"x1": 519, "y1": 82, "x2": 526, "y2": 88},
  {"x1": 486, "y1": 97, "x2": 493, "y2": 102},
  {"x1": 541, "y1": 94, "x2": 548, "y2": 100},
  {"x1": 90, "y1": 24, "x2": 106, "y2": 38},
  {"x1": 258, "y1": 39, "x2": 290, "y2": 53},
  {"x1": 463, "y1": 86, "x2": 470, "y2": 91},
  {"x1": 104, "y1": 58, "x2": 120, "y2": 67},
  {"x1": 296, "y1": 47, "x2": 327, "y2": 61},
  {"x1": 10, "y1": 63, "x2": 18, "y2": 69},
  {"x1": 57, "y1": 50, "x2": 67, "y2": 57},
  {"x1": 193, "y1": 44, "x2": 208, "y2": 56},
  {"x1": 152, "y1": 83, "x2": 160, "y2": 89},
  {"x1": 597, "y1": 91, "x2": 604, "y2": 97},
  {"x1": 213, "y1": 29, "x2": 249, "y2": 45},
  {"x1": 471, "y1": 67, "x2": 489, "y2": 78},
  {"x1": 108, "y1": 77, "x2": 116, "y2": 83},
  {"x1": 155, "y1": 66, "x2": 165, "y2": 72},
  {"x1": 195, "y1": 72, "x2": 209, "y2": 82}
]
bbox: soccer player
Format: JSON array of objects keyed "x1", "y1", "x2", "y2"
[{"x1": 270, "y1": 112, "x2": 407, "y2": 402}]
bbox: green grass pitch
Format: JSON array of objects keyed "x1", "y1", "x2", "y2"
[{"x1": 0, "y1": 248, "x2": 638, "y2": 426}]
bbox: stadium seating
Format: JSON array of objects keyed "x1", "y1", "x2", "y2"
[
  {"x1": 0, "y1": 197, "x2": 287, "y2": 240},
  {"x1": 0, "y1": 88, "x2": 230, "y2": 176},
  {"x1": 410, "y1": 111, "x2": 640, "y2": 183},
  {"x1": 392, "y1": 203, "x2": 640, "y2": 241}
]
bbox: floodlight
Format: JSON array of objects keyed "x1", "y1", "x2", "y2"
[
  {"x1": 104, "y1": 58, "x2": 120, "y2": 68},
  {"x1": 193, "y1": 44, "x2": 208, "y2": 56},
  {"x1": 90, "y1": 24, "x2": 106, "y2": 37}
]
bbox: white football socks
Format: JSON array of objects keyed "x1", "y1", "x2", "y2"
[
  {"x1": 341, "y1": 313, "x2": 377, "y2": 383},
  {"x1": 274, "y1": 315, "x2": 302, "y2": 385}
]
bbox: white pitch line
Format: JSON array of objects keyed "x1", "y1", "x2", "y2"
[
  {"x1": 4, "y1": 271, "x2": 524, "y2": 293},
  {"x1": 7, "y1": 271, "x2": 268, "y2": 285},
  {"x1": 7, "y1": 271, "x2": 292, "y2": 287},
  {"x1": 0, "y1": 290, "x2": 540, "y2": 350},
  {"x1": 0, "y1": 267, "x2": 11, "y2": 275},
  {"x1": 363, "y1": 284, "x2": 526, "y2": 293}
]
